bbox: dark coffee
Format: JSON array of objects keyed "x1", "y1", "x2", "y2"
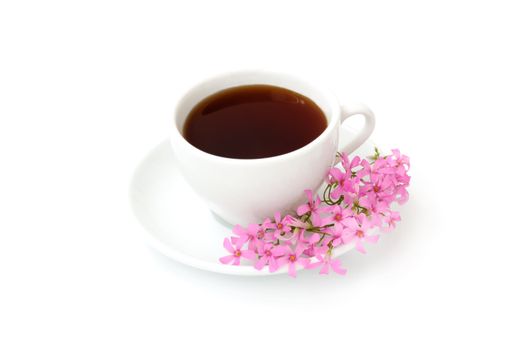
[{"x1": 182, "y1": 85, "x2": 327, "y2": 159}]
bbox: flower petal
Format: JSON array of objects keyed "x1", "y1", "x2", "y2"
[
  {"x1": 295, "y1": 243, "x2": 306, "y2": 256},
  {"x1": 331, "y1": 260, "x2": 347, "y2": 275},
  {"x1": 297, "y1": 204, "x2": 310, "y2": 216},
  {"x1": 223, "y1": 238, "x2": 234, "y2": 253},
  {"x1": 311, "y1": 213, "x2": 322, "y2": 227},
  {"x1": 232, "y1": 225, "x2": 246, "y2": 236},
  {"x1": 241, "y1": 249, "x2": 256, "y2": 260},
  {"x1": 276, "y1": 256, "x2": 289, "y2": 268},
  {"x1": 319, "y1": 263, "x2": 329, "y2": 274},
  {"x1": 355, "y1": 241, "x2": 367, "y2": 254},
  {"x1": 329, "y1": 168, "x2": 344, "y2": 180},
  {"x1": 309, "y1": 233, "x2": 320, "y2": 245},
  {"x1": 341, "y1": 217, "x2": 356, "y2": 228},
  {"x1": 254, "y1": 256, "x2": 268, "y2": 270},
  {"x1": 288, "y1": 263, "x2": 297, "y2": 278},
  {"x1": 219, "y1": 255, "x2": 234, "y2": 264},
  {"x1": 234, "y1": 236, "x2": 246, "y2": 250},
  {"x1": 247, "y1": 223, "x2": 260, "y2": 234},
  {"x1": 365, "y1": 235, "x2": 380, "y2": 244},
  {"x1": 272, "y1": 246, "x2": 287, "y2": 256},
  {"x1": 298, "y1": 257, "x2": 311, "y2": 268},
  {"x1": 268, "y1": 258, "x2": 279, "y2": 272}
]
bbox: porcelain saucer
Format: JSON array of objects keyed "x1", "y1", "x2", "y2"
[{"x1": 129, "y1": 135, "x2": 379, "y2": 276}]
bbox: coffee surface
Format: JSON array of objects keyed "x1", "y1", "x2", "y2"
[{"x1": 183, "y1": 85, "x2": 327, "y2": 159}]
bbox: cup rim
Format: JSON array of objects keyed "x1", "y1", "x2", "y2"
[{"x1": 172, "y1": 69, "x2": 341, "y2": 164}]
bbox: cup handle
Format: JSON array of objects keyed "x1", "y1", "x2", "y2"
[{"x1": 338, "y1": 103, "x2": 376, "y2": 155}]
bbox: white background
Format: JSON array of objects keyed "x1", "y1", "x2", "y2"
[{"x1": 1, "y1": 0, "x2": 526, "y2": 349}]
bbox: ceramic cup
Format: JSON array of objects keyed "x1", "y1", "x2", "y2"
[{"x1": 170, "y1": 70, "x2": 375, "y2": 226}]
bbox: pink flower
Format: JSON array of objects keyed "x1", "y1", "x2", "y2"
[
  {"x1": 325, "y1": 225, "x2": 353, "y2": 247},
  {"x1": 382, "y1": 210, "x2": 401, "y2": 232},
  {"x1": 232, "y1": 223, "x2": 260, "y2": 250},
  {"x1": 371, "y1": 157, "x2": 396, "y2": 175},
  {"x1": 328, "y1": 167, "x2": 352, "y2": 200},
  {"x1": 310, "y1": 255, "x2": 347, "y2": 275},
  {"x1": 361, "y1": 174, "x2": 395, "y2": 203},
  {"x1": 338, "y1": 151, "x2": 360, "y2": 169},
  {"x1": 277, "y1": 244, "x2": 310, "y2": 278},
  {"x1": 347, "y1": 218, "x2": 379, "y2": 254},
  {"x1": 356, "y1": 158, "x2": 373, "y2": 179},
  {"x1": 296, "y1": 190, "x2": 324, "y2": 225},
  {"x1": 338, "y1": 151, "x2": 351, "y2": 169},
  {"x1": 328, "y1": 205, "x2": 355, "y2": 230},
  {"x1": 359, "y1": 195, "x2": 388, "y2": 226},
  {"x1": 256, "y1": 218, "x2": 275, "y2": 241},
  {"x1": 341, "y1": 186, "x2": 361, "y2": 208},
  {"x1": 394, "y1": 184, "x2": 410, "y2": 204},
  {"x1": 341, "y1": 153, "x2": 362, "y2": 176},
  {"x1": 388, "y1": 149, "x2": 410, "y2": 176},
  {"x1": 272, "y1": 212, "x2": 292, "y2": 239},
  {"x1": 301, "y1": 233, "x2": 327, "y2": 257},
  {"x1": 219, "y1": 237, "x2": 256, "y2": 265},
  {"x1": 254, "y1": 243, "x2": 287, "y2": 272}
]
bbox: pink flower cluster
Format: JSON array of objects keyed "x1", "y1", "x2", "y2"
[{"x1": 220, "y1": 149, "x2": 411, "y2": 277}]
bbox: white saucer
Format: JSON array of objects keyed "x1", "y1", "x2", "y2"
[{"x1": 129, "y1": 136, "x2": 379, "y2": 276}]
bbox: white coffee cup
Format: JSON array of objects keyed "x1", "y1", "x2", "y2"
[{"x1": 170, "y1": 70, "x2": 375, "y2": 226}]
